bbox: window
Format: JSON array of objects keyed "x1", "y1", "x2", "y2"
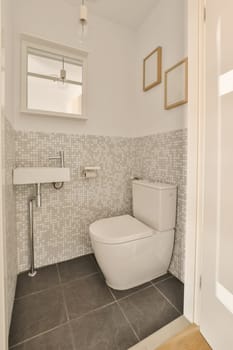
[{"x1": 21, "y1": 35, "x2": 88, "y2": 119}]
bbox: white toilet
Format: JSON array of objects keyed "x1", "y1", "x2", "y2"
[{"x1": 89, "y1": 180, "x2": 177, "y2": 290}]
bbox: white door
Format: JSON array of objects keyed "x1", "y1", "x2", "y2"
[{"x1": 200, "y1": 0, "x2": 233, "y2": 349}]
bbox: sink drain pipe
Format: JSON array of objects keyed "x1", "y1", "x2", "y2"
[{"x1": 28, "y1": 183, "x2": 41, "y2": 277}]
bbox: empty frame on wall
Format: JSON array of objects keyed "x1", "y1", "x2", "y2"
[
  {"x1": 143, "y1": 47, "x2": 162, "y2": 92},
  {"x1": 165, "y1": 58, "x2": 188, "y2": 110}
]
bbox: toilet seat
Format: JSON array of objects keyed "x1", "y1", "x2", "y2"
[{"x1": 89, "y1": 214, "x2": 153, "y2": 245}]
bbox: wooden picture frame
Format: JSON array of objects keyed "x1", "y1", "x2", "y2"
[
  {"x1": 143, "y1": 47, "x2": 162, "y2": 92},
  {"x1": 165, "y1": 58, "x2": 188, "y2": 110}
]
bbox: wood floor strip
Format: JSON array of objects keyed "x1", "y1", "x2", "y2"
[
  {"x1": 155, "y1": 325, "x2": 212, "y2": 350},
  {"x1": 129, "y1": 316, "x2": 190, "y2": 350}
]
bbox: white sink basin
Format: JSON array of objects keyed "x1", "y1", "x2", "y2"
[{"x1": 13, "y1": 167, "x2": 70, "y2": 185}]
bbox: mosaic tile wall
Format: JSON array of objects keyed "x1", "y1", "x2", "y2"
[
  {"x1": 15, "y1": 129, "x2": 187, "y2": 282},
  {"x1": 15, "y1": 133, "x2": 135, "y2": 272},
  {"x1": 4, "y1": 117, "x2": 17, "y2": 330},
  {"x1": 133, "y1": 129, "x2": 187, "y2": 281}
]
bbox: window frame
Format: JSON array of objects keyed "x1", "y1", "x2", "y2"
[{"x1": 21, "y1": 34, "x2": 88, "y2": 120}]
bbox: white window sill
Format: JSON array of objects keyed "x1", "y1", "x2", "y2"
[{"x1": 21, "y1": 109, "x2": 88, "y2": 120}]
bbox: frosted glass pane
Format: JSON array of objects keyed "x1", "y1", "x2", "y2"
[
  {"x1": 27, "y1": 76, "x2": 82, "y2": 115},
  {"x1": 65, "y1": 62, "x2": 82, "y2": 82},
  {"x1": 28, "y1": 54, "x2": 62, "y2": 77},
  {"x1": 28, "y1": 54, "x2": 83, "y2": 83}
]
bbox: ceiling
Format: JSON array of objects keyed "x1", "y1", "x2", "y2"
[{"x1": 64, "y1": 0, "x2": 158, "y2": 29}]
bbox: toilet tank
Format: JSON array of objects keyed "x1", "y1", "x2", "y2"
[{"x1": 132, "y1": 180, "x2": 177, "y2": 231}]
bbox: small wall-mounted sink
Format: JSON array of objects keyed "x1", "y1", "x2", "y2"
[
  {"x1": 13, "y1": 167, "x2": 70, "y2": 185},
  {"x1": 13, "y1": 152, "x2": 70, "y2": 278}
]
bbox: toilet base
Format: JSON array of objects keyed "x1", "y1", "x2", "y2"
[
  {"x1": 105, "y1": 271, "x2": 168, "y2": 291},
  {"x1": 91, "y1": 229, "x2": 174, "y2": 291}
]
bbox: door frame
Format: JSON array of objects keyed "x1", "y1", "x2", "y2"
[
  {"x1": 0, "y1": 0, "x2": 8, "y2": 348},
  {"x1": 0, "y1": 155, "x2": 7, "y2": 347},
  {"x1": 184, "y1": 0, "x2": 206, "y2": 324}
]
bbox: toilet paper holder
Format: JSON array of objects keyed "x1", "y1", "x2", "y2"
[{"x1": 82, "y1": 166, "x2": 101, "y2": 178}]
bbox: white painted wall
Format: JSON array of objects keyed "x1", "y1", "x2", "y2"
[
  {"x1": 3, "y1": 0, "x2": 14, "y2": 125},
  {"x1": 12, "y1": 0, "x2": 137, "y2": 137},
  {"x1": 135, "y1": 0, "x2": 188, "y2": 136},
  {"x1": 12, "y1": 0, "x2": 187, "y2": 137}
]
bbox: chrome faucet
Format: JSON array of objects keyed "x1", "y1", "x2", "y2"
[{"x1": 49, "y1": 151, "x2": 65, "y2": 168}]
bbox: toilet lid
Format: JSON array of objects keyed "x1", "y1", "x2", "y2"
[{"x1": 89, "y1": 215, "x2": 153, "y2": 244}]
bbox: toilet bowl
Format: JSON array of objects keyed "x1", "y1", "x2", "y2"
[
  {"x1": 90, "y1": 215, "x2": 174, "y2": 290},
  {"x1": 89, "y1": 180, "x2": 177, "y2": 290}
]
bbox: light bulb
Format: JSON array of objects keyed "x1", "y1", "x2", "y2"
[{"x1": 79, "y1": 2, "x2": 88, "y2": 45}]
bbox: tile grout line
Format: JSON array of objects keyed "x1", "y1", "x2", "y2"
[
  {"x1": 152, "y1": 275, "x2": 174, "y2": 286},
  {"x1": 90, "y1": 254, "x2": 101, "y2": 272},
  {"x1": 14, "y1": 270, "x2": 100, "y2": 301},
  {"x1": 107, "y1": 275, "x2": 172, "y2": 304},
  {"x1": 117, "y1": 300, "x2": 141, "y2": 343},
  {"x1": 108, "y1": 287, "x2": 140, "y2": 343},
  {"x1": 68, "y1": 322, "x2": 77, "y2": 350},
  {"x1": 10, "y1": 300, "x2": 118, "y2": 348},
  {"x1": 113, "y1": 284, "x2": 152, "y2": 302},
  {"x1": 14, "y1": 281, "x2": 60, "y2": 301},
  {"x1": 58, "y1": 271, "x2": 100, "y2": 287},
  {"x1": 56, "y1": 263, "x2": 62, "y2": 284},
  {"x1": 60, "y1": 272, "x2": 117, "y2": 323},
  {"x1": 151, "y1": 283, "x2": 182, "y2": 315},
  {"x1": 69, "y1": 300, "x2": 117, "y2": 322},
  {"x1": 61, "y1": 280, "x2": 162, "y2": 327},
  {"x1": 9, "y1": 321, "x2": 70, "y2": 349},
  {"x1": 56, "y1": 264, "x2": 70, "y2": 322}
]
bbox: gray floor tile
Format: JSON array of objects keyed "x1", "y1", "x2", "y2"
[
  {"x1": 15, "y1": 265, "x2": 59, "y2": 298},
  {"x1": 119, "y1": 286, "x2": 180, "y2": 340},
  {"x1": 91, "y1": 254, "x2": 101, "y2": 272},
  {"x1": 110, "y1": 282, "x2": 151, "y2": 300},
  {"x1": 9, "y1": 324, "x2": 74, "y2": 350},
  {"x1": 63, "y1": 273, "x2": 114, "y2": 320},
  {"x1": 10, "y1": 257, "x2": 184, "y2": 349},
  {"x1": 9, "y1": 287, "x2": 67, "y2": 346},
  {"x1": 155, "y1": 276, "x2": 184, "y2": 313},
  {"x1": 70, "y1": 303, "x2": 138, "y2": 350},
  {"x1": 58, "y1": 254, "x2": 98, "y2": 283}
]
